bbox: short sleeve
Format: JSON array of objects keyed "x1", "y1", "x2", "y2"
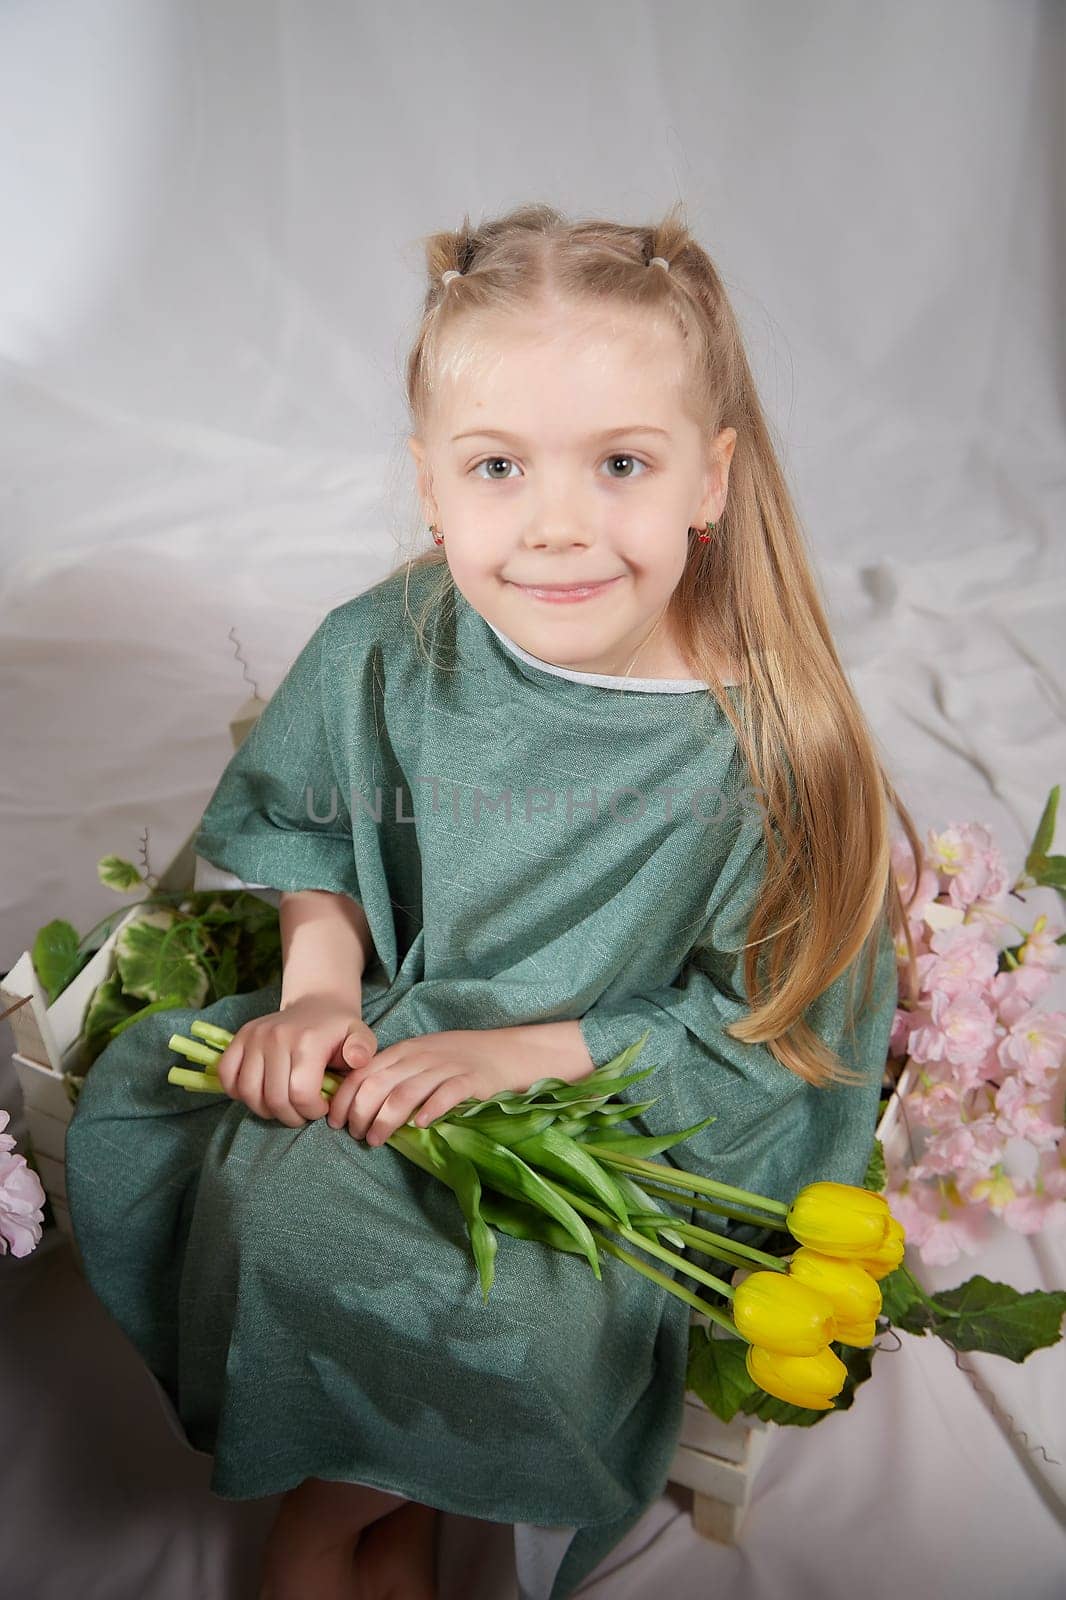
[
  {"x1": 194, "y1": 612, "x2": 363, "y2": 904},
  {"x1": 577, "y1": 802, "x2": 899, "y2": 1245}
]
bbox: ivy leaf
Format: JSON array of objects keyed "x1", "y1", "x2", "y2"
[
  {"x1": 879, "y1": 1264, "x2": 930, "y2": 1327},
  {"x1": 685, "y1": 1325, "x2": 760, "y2": 1423},
  {"x1": 31, "y1": 919, "x2": 87, "y2": 1003},
  {"x1": 862, "y1": 1136, "x2": 886, "y2": 1193},
  {"x1": 97, "y1": 855, "x2": 146, "y2": 892},
  {"x1": 885, "y1": 1271, "x2": 1066, "y2": 1361},
  {"x1": 115, "y1": 912, "x2": 210, "y2": 1008}
]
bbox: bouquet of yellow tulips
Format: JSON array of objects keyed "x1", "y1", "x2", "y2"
[{"x1": 166, "y1": 1021, "x2": 918, "y2": 1414}]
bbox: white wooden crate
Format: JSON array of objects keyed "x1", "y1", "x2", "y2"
[
  {"x1": 2, "y1": 831, "x2": 201, "y2": 1253},
  {"x1": 0, "y1": 696, "x2": 265, "y2": 1245}
]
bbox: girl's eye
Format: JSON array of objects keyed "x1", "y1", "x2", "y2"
[
  {"x1": 470, "y1": 454, "x2": 650, "y2": 480},
  {"x1": 472, "y1": 457, "x2": 519, "y2": 480}
]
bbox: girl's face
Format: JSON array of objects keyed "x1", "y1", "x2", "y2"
[{"x1": 408, "y1": 304, "x2": 737, "y2": 679}]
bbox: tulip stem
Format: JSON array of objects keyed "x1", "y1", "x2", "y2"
[
  {"x1": 590, "y1": 1148, "x2": 789, "y2": 1218},
  {"x1": 167, "y1": 1037, "x2": 227, "y2": 1069},
  {"x1": 168, "y1": 1065, "x2": 227, "y2": 1091},
  {"x1": 165, "y1": 1062, "x2": 343, "y2": 1099},
  {"x1": 589, "y1": 1230, "x2": 742, "y2": 1337},
  {"x1": 628, "y1": 1177, "x2": 792, "y2": 1238},
  {"x1": 543, "y1": 1177, "x2": 738, "y2": 1299},
  {"x1": 653, "y1": 1216, "x2": 789, "y2": 1274}
]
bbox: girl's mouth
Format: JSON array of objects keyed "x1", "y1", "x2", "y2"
[{"x1": 510, "y1": 576, "x2": 622, "y2": 604}]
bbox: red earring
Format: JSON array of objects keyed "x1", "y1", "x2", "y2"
[
  {"x1": 691, "y1": 520, "x2": 716, "y2": 543},
  {"x1": 429, "y1": 524, "x2": 444, "y2": 545}
]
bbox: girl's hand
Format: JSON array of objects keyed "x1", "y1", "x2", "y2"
[
  {"x1": 325, "y1": 1023, "x2": 593, "y2": 1146},
  {"x1": 212, "y1": 995, "x2": 378, "y2": 1128}
]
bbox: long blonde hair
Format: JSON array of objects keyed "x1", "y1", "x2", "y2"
[{"x1": 381, "y1": 199, "x2": 922, "y2": 1089}]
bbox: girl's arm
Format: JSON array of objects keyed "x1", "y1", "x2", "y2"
[{"x1": 279, "y1": 889, "x2": 375, "y2": 1009}]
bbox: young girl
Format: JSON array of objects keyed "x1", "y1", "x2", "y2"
[{"x1": 65, "y1": 200, "x2": 921, "y2": 1600}]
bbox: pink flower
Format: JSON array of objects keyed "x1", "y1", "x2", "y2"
[
  {"x1": 907, "y1": 989, "x2": 999, "y2": 1075},
  {"x1": 925, "y1": 822, "x2": 1009, "y2": 911},
  {"x1": 963, "y1": 1164, "x2": 1019, "y2": 1216},
  {"x1": 1019, "y1": 913, "x2": 1066, "y2": 969},
  {"x1": 920, "y1": 923, "x2": 1001, "y2": 999},
  {"x1": 905, "y1": 1076, "x2": 965, "y2": 1131},
  {"x1": 993, "y1": 1076, "x2": 1065, "y2": 1150},
  {"x1": 990, "y1": 964, "x2": 1054, "y2": 1026},
  {"x1": 996, "y1": 1009, "x2": 1066, "y2": 1085},
  {"x1": 886, "y1": 1178, "x2": 993, "y2": 1267},
  {"x1": 0, "y1": 1111, "x2": 46, "y2": 1259},
  {"x1": 912, "y1": 1118, "x2": 1005, "y2": 1180},
  {"x1": 1001, "y1": 1184, "x2": 1066, "y2": 1235},
  {"x1": 887, "y1": 810, "x2": 1066, "y2": 1260}
]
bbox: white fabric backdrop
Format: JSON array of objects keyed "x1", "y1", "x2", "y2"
[{"x1": 2, "y1": 1, "x2": 1064, "y2": 1596}]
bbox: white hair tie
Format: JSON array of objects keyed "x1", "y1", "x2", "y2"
[{"x1": 648, "y1": 256, "x2": 670, "y2": 271}]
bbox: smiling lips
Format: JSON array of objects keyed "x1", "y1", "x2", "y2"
[{"x1": 510, "y1": 576, "x2": 622, "y2": 603}]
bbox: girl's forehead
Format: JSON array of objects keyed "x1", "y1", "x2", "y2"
[{"x1": 432, "y1": 312, "x2": 689, "y2": 414}]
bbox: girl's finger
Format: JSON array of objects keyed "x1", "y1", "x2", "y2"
[
  {"x1": 327, "y1": 1055, "x2": 390, "y2": 1127},
  {"x1": 411, "y1": 1078, "x2": 474, "y2": 1129},
  {"x1": 235, "y1": 1048, "x2": 267, "y2": 1119},
  {"x1": 262, "y1": 1047, "x2": 305, "y2": 1127},
  {"x1": 347, "y1": 1071, "x2": 412, "y2": 1143},
  {"x1": 289, "y1": 1044, "x2": 331, "y2": 1121},
  {"x1": 326, "y1": 1066, "x2": 365, "y2": 1129},
  {"x1": 214, "y1": 1037, "x2": 246, "y2": 1094},
  {"x1": 364, "y1": 1068, "x2": 455, "y2": 1146}
]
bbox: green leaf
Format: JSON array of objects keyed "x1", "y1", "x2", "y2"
[
  {"x1": 510, "y1": 1125, "x2": 634, "y2": 1227},
  {"x1": 1033, "y1": 854, "x2": 1066, "y2": 890},
  {"x1": 115, "y1": 913, "x2": 210, "y2": 1008},
  {"x1": 107, "y1": 993, "x2": 187, "y2": 1039},
  {"x1": 31, "y1": 919, "x2": 85, "y2": 1004},
  {"x1": 685, "y1": 1326, "x2": 760, "y2": 1422},
  {"x1": 418, "y1": 1131, "x2": 498, "y2": 1303},
  {"x1": 211, "y1": 941, "x2": 239, "y2": 1000},
  {"x1": 81, "y1": 973, "x2": 143, "y2": 1063},
  {"x1": 97, "y1": 855, "x2": 146, "y2": 892},
  {"x1": 1026, "y1": 785, "x2": 1059, "y2": 869},
  {"x1": 862, "y1": 1136, "x2": 887, "y2": 1193},
  {"x1": 576, "y1": 1114, "x2": 718, "y2": 1159},
  {"x1": 435, "y1": 1122, "x2": 602, "y2": 1280},
  {"x1": 605, "y1": 1169, "x2": 689, "y2": 1249},
  {"x1": 883, "y1": 1268, "x2": 1066, "y2": 1361},
  {"x1": 477, "y1": 1192, "x2": 593, "y2": 1256},
  {"x1": 454, "y1": 1107, "x2": 559, "y2": 1146}
]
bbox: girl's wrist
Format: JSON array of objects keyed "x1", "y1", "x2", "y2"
[
  {"x1": 517, "y1": 1019, "x2": 597, "y2": 1085},
  {"x1": 280, "y1": 983, "x2": 363, "y2": 1013}
]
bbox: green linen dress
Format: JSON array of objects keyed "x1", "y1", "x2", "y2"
[{"x1": 65, "y1": 562, "x2": 899, "y2": 1600}]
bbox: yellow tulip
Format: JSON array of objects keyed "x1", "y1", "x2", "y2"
[
  {"x1": 832, "y1": 1317, "x2": 878, "y2": 1348},
  {"x1": 746, "y1": 1341, "x2": 849, "y2": 1410},
  {"x1": 856, "y1": 1215, "x2": 906, "y2": 1280},
  {"x1": 732, "y1": 1270, "x2": 838, "y2": 1356},
  {"x1": 787, "y1": 1247, "x2": 883, "y2": 1328},
  {"x1": 787, "y1": 1181, "x2": 891, "y2": 1257}
]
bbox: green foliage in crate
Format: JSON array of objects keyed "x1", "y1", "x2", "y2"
[{"x1": 30, "y1": 854, "x2": 283, "y2": 1087}]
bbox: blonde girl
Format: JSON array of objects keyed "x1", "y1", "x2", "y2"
[{"x1": 66, "y1": 200, "x2": 920, "y2": 1600}]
